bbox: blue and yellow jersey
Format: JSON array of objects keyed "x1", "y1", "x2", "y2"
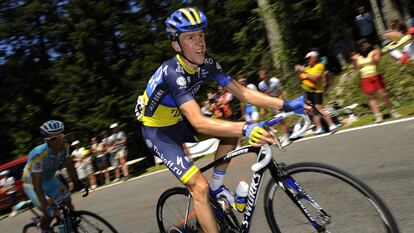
[
  {"x1": 22, "y1": 143, "x2": 70, "y2": 184},
  {"x1": 142, "y1": 54, "x2": 233, "y2": 127}
]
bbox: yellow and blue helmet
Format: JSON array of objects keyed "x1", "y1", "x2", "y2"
[{"x1": 165, "y1": 7, "x2": 207, "y2": 41}]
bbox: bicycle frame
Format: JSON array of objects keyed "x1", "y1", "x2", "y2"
[{"x1": 199, "y1": 144, "x2": 331, "y2": 233}]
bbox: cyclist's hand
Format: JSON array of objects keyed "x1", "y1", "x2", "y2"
[
  {"x1": 282, "y1": 96, "x2": 311, "y2": 114},
  {"x1": 242, "y1": 122, "x2": 275, "y2": 146},
  {"x1": 45, "y1": 204, "x2": 58, "y2": 218}
]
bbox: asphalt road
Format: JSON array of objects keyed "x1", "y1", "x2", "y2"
[{"x1": 2, "y1": 118, "x2": 414, "y2": 233}]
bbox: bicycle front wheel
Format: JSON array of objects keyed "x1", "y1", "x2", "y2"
[
  {"x1": 72, "y1": 210, "x2": 118, "y2": 233},
  {"x1": 156, "y1": 187, "x2": 200, "y2": 233},
  {"x1": 264, "y1": 162, "x2": 399, "y2": 233}
]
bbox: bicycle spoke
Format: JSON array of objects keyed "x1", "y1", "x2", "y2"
[
  {"x1": 72, "y1": 211, "x2": 117, "y2": 233},
  {"x1": 158, "y1": 189, "x2": 199, "y2": 232},
  {"x1": 265, "y1": 163, "x2": 398, "y2": 233}
]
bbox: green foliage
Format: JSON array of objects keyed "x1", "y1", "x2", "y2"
[{"x1": 0, "y1": 0, "x2": 413, "y2": 164}]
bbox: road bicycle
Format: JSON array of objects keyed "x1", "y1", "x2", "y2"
[
  {"x1": 156, "y1": 109, "x2": 400, "y2": 233},
  {"x1": 22, "y1": 184, "x2": 118, "y2": 233}
]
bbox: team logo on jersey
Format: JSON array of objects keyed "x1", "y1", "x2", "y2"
[
  {"x1": 176, "y1": 76, "x2": 187, "y2": 86},
  {"x1": 205, "y1": 58, "x2": 213, "y2": 64},
  {"x1": 33, "y1": 161, "x2": 42, "y2": 170},
  {"x1": 177, "y1": 156, "x2": 186, "y2": 170},
  {"x1": 216, "y1": 61, "x2": 222, "y2": 70},
  {"x1": 176, "y1": 64, "x2": 185, "y2": 74},
  {"x1": 145, "y1": 139, "x2": 153, "y2": 148}
]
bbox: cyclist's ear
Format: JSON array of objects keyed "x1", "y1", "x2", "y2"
[{"x1": 172, "y1": 41, "x2": 181, "y2": 52}]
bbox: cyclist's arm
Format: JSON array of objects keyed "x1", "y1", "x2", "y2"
[
  {"x1": 63, "y1": 156, "x2": 79, "y2": 183},
  {"x1": 32, "y1": 172, "x2": 49, "y2": 211},
  {"x1": 180, "y1": 100, "x2": 245, "y2": 137},
  {"x1": 225, "y1": 80, "x2": 284, "y2": 109}
]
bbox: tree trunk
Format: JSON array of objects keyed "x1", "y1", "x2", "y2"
[
  {"x1": 256, "y1": 0, "x2": 284, "y2": 73},
  {"x1": 369, "y1": 0, "x2": 387, "y2": 44},
  {"x1": 381, "y1": 0, "x2": 404, "y2": 27}
]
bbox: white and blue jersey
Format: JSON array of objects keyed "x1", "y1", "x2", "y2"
[{"x1": 22, "y1": 143, "x2": 70, "y2": 206}]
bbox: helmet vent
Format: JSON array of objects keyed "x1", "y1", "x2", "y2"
[{"x1": 173, "y1": 16, "x2": 182, "y2": 24}]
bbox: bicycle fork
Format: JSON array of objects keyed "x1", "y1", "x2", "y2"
[{"x1": 279, "y1": 176, "x2": 332, "y2": 232}]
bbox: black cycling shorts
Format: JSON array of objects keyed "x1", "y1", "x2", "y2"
[{"x1": 141, "y1": 120, "x2": 201, "y2": 184}]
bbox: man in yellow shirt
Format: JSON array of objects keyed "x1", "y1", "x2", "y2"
[{"x1": 295, "y1": 51, "x2": 339, "y2": 134}]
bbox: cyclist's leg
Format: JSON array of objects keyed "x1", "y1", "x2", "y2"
[
  {"x1": 142, "y1": 122, "x2": 219, "y2": 233},
  {"x1": 186, "y1": 172, "x2": 219, "y2": 233},
  {"x1": 23, "y1": 183, "x2": 52, "y2": 231},
  {"x1": 214, "y1": 137, "x2": 238, "y2": 171}
]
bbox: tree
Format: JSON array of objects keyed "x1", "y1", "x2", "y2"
[{"x1": 256, "y1": 0, "x2": 284, "y2": 73}]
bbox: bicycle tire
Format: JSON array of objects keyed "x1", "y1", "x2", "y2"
[
  {"x1": 72, "y1": 210, "x2": 118, "y2": 233},
  {"x1": 264, "y1": 162, "x2": 399, "y2": 233},
  {"x1": 157, "y1": 187, "x2": 201, "y2": 233},
  {"x1": 22, "y1": 222, "x2": 38, "y2": 233}
]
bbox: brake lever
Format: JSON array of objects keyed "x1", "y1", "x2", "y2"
[{"x1": 264, "y1": 125, "x2": 286, "y2": 152}]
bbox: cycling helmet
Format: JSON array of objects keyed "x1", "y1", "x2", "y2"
[
  {"x1": 165, "y1": 7, "x2": 207, "y2": 41},
  {"x1": 40, "y1": 120, "x2": 64, "y2": 136}
]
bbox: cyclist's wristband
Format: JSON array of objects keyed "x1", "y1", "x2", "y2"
[{"x1": 282, "y1": 101, "x2": 293, "y2": 112}]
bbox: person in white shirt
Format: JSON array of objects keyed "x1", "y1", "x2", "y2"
[
  {"x1": 257, "y1": 69, "x2": 290, "y2": 146},
  {"x1": 70, "y1": 140, "x2": 86, "y2": 181},
  {"x1": 108, "y1": 123, "x2": 129, "y2": 181},
  {"x1": 0, "y1": 170, "x2": 18, "y2": 217}
]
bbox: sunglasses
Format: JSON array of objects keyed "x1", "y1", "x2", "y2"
[{"x1": 45, "y1": 134, "x2": 65, "y2": 141}]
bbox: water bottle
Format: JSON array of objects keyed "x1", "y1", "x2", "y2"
[{"x1": 233, "y1": 181, "x2": 249, "y2": 212}]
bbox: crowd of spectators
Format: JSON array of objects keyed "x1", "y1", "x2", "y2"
[{"x1": 67, "y1": 123, "x2": 130, "y2": 190}]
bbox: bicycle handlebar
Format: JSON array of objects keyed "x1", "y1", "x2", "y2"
[{"x1": 251, "y1": 111, "x2": 311, "y2": 173}]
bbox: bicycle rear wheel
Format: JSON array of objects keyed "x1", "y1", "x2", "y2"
[
  {"x1": 22, "y1": 223, "x2": 38, "y2": 233},
  {"x1": 72, "y1": 210, "x2": 118, "y2": 233},
  {"x1": 264, "y1": 162, "x2": 399, "y2": 233},
  {"x1": 156, "y1": 187, "x2": 200, "y2": 233}
]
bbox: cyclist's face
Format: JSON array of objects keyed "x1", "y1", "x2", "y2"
[
  {"x1": 46, "y1": 133, "x2": 65, "y2": 150},
  {"x1": 178, "y1": 30, "x2": 206, "y2": 65}
]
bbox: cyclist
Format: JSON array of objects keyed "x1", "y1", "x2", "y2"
[
  {"x1": 135, "y1": 7, "x2": 306, "y2": 233},
  {"x1": 22, "y1": 120, "x2": 82, "y2": 233}
]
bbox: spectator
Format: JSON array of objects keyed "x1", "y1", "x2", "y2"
[
  {"x1": 0, "y1": 170, "x2": 18, "y2": 217},
  {"x1": 71, "y1": 140, "x2": 87, "y2": 186},
  {"x1": 80, "y1": 149, "x2": 97, "y2": 190},
  {"x1": 96, "y1": 131, "x2": 110, "y2": 184},
  {"x1": 385, "y1": 19, "x2": 407, "y2": 43},
  {"x1": 215, "y1": 86, "x2": 241, "y2": 121},
  {"x1": 108, "y1": 123, "x2": 129, "y2": 181},
  {"x1": 237, "y1": 75, "x2": 260, "y2": 123},
  {"x1": 295, "y1": 51, "x2": 340, "y2": 134},
  {"x1": 257, "y1": 69, "x2": 290, "y2": 145},
  {"x1": 351, "y1": 39, "x2": 400, "y2": 123},
  {"x1": 355, "y1": 6, "x2": 378, "y2": 45},
  {"x1": 401, "y1": 28, "x2": 414, "y2": 63},
  {"x1": 201, "y1": 100, "x2": 213, "y2": 117}
]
